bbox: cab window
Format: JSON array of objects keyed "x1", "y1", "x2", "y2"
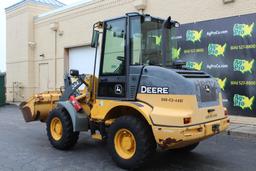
[{"x1": 101, "y1": 18, "x2": 126, "y2": 75}]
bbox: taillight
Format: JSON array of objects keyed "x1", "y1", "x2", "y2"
[
  {"x1": 69, "y1": 96, "x2": 83, "y2": 112},
  {"x1": 183, "y1": 117, "x2": 191, "y2": 124},
  {"x1": 224, "y1": 108, "x2": 228, "y2": 116}
]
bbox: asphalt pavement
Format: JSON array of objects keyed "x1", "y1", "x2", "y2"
[{"x1": 0, "y1": 104, "x2": 255, "y2": 171}]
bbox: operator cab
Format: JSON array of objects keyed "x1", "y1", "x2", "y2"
[{"x1": 91, "y1": 13, "x2": 180, "y2": 100}]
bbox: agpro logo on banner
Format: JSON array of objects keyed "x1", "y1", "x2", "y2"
[
  {"x1": 233, "y1": 94, "x2": 254, "y2": 110},
  {"x1": 216, "y1": 77, "x2": 227, "y2": 91},
  {"x1": 152, "y1": 35, "x2": 161, "y2": 45},
  {"x1": 208, "y1": 43, "x2": 227, "y2": 57},
  {"x1": 233, "y1": 23, "x2": 254, "y2": 38},
  {"x1": 186, "y1": 30, "x2": 203, "y2": 43},
  {"x1": 186, "y1": 61, "x2": 203, "y2": 70},
  {"x1": 172, "y1": 48, "x2": 181, "y2": 60},
  {"x1": 233, "y1": 59, "x2": 254, "y2": 74}
]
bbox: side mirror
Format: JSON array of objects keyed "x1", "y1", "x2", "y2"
[
  {"x1": 163, "y1": 16, "x2": 180, "y2": 29},
  {"x1": 70, "y1": 69, "x2": 79, "y2": 77},
  {"x1": 173, "y1": 21, "x2": 180, "y2": 28},
  {"x1": 91, "y1": 30, "x2": 99, "y2": 48}
]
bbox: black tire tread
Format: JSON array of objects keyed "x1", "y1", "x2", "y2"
[
  {"x1": 46, "y1": 107, "x2": 79, "y2": 150},
  {"x1": 108, "y1": 115, "x2": 156, "y2": 169}
]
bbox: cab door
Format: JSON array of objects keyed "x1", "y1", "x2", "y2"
[{"x1": 98, "y1": 18, "x2": 127, "y2": 99}]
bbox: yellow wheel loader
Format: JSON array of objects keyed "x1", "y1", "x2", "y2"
[{"x1": 20, "y1": 13, "x2": 229, "y2": 169}]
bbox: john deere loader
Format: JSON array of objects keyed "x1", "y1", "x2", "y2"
[{"x1": 20, "y1": 13, "x2": 229, "y2": 169}]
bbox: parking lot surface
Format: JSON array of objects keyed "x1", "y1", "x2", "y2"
[{"x1": 0, "y1": 105, "x2": 256, "y2": 171}]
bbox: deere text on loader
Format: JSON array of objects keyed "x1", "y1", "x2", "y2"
[{"x1": 20, "y1": 13, "x2": 229, "y2": 169}]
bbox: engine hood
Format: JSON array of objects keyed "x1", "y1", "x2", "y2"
[{"x1": 138, "y1": 66, "x2": 221, "y2": 108}]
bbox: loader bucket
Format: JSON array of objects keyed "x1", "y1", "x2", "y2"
[
  {"x1": 19, "y1": 91, "x2": 61, "y2": 122},
  {"x1": 20, "y1": 97, "x2": 35, "y2": 122}
]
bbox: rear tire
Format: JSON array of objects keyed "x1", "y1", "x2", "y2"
[
  {"x1": 172, "y1": 142, "x2": 199, "y2": 153},
  {"x1": 107, "y1": 115, "x2": 156, "y2": 169},
  {"x1": 46, "y1": 107, "x2": 79, "y2": 150}
]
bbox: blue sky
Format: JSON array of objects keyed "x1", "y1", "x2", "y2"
[{"x1": 0, "y1": 0, "x2": 81, "y2": 72}]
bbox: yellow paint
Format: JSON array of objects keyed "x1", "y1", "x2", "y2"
[
  {"x1": 135, "y1": 93, "x2": 228, "y2": 149},
  {"x1": 105, "y1": 119, "x2": 115, "y2": 126},
  {"x1": 20, "y1": 75, "x2": 95, "y2": 122},
  {"x1": 91, "y1": 100, "x2": 153, "y2": 125},
  {"x1": 22, "y1": 77, "x2": 228, "y2": 150},
  {"x1": 152, "y1": 117, "x2": 229, "y2": 149},
  {"x1": 137, "y1": 93, "x2": 225, "y2": 127},
  {"x1": 114, "y1": 128, "x2": 136, "y2": 159},
  {"x1": 20, "y1": 91, "x2": 61, "y2": 122},
  {"x1": 91, "y1": 133, "x2": 102, "y2": 140},
  {"x1": 50, "y1": 117, "x2": 63, "y2": 141}
]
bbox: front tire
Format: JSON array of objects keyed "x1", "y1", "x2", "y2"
[
  {"x1": 107, "y1": 115, "x2": 156, "y2": 169},
  {"x1": 46, "y1": 107, "x2": 79, "y2": 150}
]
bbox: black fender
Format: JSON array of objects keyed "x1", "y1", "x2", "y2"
[{"x1": 58, "y1": 101, "x2": 89, "y2": 132}]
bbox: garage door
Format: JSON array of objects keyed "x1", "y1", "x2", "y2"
[{"x1": 69, "y1": 46, "x2": 100, "y2": 76}]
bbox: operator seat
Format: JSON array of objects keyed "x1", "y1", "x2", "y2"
[{"x1": 143, "y1": 36, "x2": 162, "y2": 65}]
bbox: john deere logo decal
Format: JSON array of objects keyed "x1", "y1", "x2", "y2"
[
  {"x1": 216, "y1": 77, "x2": 227, "y2": 91},
  {"x1": 186, "y1": 30, "x2": 203, "y2": 43},
  {"x1": 233, "y1": 23, "x2": 254, "y2": 38},
  {"x1": 233, "y1": 94, "x2": 254, "y2": 110},
  {"x1": 208, "y1": 43, "x2": 226, "y2": 57},
  {"x1": 233, "y1": 59, "x2": 254, "y2": 74},
  {"x1": 172, "y1": 48, "x2": 181, "y2": 60},
  {"x1": 186, "y1": 62, "x2": 203, "y2": 70}
]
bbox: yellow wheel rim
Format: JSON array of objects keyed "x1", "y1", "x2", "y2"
[
  {"x1": 50, "y1": 117, "x2": 63, "y2": 141},
  {"x1": 114, "y1": 128, "x2": 136, "y2": 159}
]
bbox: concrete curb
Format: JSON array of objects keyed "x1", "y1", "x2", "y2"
[
  {"x1": 227, "y1": 130, "x2": 256, "y2": 139},
  {"x1": 225, "y1": 115, "x2": 256, "y2": 139},
  {"x1": 226, "y1": 123, "x2": 256, "y2": 139},
  {"x1": 7, "y1": 102, "x2": 21, "y2": 106}
]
